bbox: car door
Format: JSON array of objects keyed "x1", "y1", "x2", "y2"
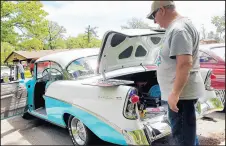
[{"x1": 1, "y1": 81, "x2": 28, "y2": 120}]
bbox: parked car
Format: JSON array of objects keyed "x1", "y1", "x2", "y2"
[
  {"x1": 1, "y1": 30, "x2": 224, "y2": 145},
  {"x1": 1, "y1": 66, "x2": 14, "y2": 83},
  {"x1": 199, "y1": 43, "x2": 225, "y2": 111}
]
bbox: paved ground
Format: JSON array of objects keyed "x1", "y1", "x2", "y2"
[{"x1": 1, "y1": 112, "x2": 225, "y2": 145}]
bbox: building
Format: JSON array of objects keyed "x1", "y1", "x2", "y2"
[{"x1": 4, "y1": 49, "x2": 77, "y2": 64}]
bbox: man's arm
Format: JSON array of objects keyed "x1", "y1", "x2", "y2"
[
  {"x1": 172, "y1": 55, "x2": 193, "y2": 97},
  {"x1": 167, "y1": 30, "x2": 194, "y2": 112}
]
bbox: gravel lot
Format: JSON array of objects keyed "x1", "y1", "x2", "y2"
[{"x1": 1, "y1": 112, "x2": 225, "y2": 145}]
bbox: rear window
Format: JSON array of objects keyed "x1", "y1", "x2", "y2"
[{"x1": 211, "y1": 47, "x2": 225, "y2": 61}]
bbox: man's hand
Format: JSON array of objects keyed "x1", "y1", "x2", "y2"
[{"x1": 168, "y1": 91, "x2": 179, "y2": 112}]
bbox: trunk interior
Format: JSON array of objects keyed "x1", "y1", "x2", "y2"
[
  {"x1": 112, "y1": 70, "x2": 159, "y2": 93},
  {"x1": 112, "y1": 70, "x2": 168, "y2": 112},
  {"x1": 112, "y1": 70, "x2": 169, "y2": 135}
]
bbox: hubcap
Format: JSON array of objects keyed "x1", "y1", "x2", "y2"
[{"x1": 71, "y1": 118, "x2": 87, "y2": 145}]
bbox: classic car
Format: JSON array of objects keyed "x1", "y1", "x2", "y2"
[
  {"x1": 1, "y1": 29, "x2": 224, "y2": 145},
  {"x1": 199, "y1": 43, "x2": 225, "y2": 111}
]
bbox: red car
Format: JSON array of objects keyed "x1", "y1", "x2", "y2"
[{"x1": 199, "y1": 43, "x2": 225, "y2": 111}]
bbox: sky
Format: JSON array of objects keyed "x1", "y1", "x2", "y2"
[{"x1": 42, "y1": 1, "x2": 225, "y2": 39}]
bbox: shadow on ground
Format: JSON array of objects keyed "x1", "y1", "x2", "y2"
[
  {"x1": 1, "y1": 112, "x2": 225, "y2": 145},
  {"x1": 1, "y1": 116, "x2": 116, "y2": 145}
]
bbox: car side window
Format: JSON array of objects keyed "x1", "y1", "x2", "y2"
[
  {"x1": 37, "y1": 61, "x2": 63, "y2": 81},
  {"x1": 48, "y1": 62, "x2": 64, "y2": 81},
  {"x1": 66, "y1": 56, "x2": 97, "y2": 79},
  {"x1": 37, "y1": 62, "x2": 50, "y2": 79},
  {"x1": 199, "y1": 51, "x2": 217, "y2": 63}
]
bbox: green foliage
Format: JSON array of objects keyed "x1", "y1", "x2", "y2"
[
  {"x1": 66, "y1": 34, "x2": 101, "y2": 49},
  {"x1": 19, "y1": 38, "x2": 44, "y2": 51},
  {"x1": 121, "y1": 17, "x2": 151, "y2": 29},
  {"x1": 26, "y1": 19, "x2": 49, "y2": 41},
  {"x1": 207, "y1": 31, "x2": 215, "y2": 39},
  {"x1": 53, "y1": 38, "x2": 67, "y2": 49},
  {"x1": 45, "y1": 21, "x2": 67, "y2": 49},
  {"x1": 1, "y1": 42, "x2": 15, "y2": 64},
  {"x1": 1, "y1": 1, "x2": 48, "y2": 49},
  {"x1": 1, "y1": 1, "x2": 101, "y2": 63},
  {"x1": 211, "y1": 12, "x2": 225, "y2": 39}
]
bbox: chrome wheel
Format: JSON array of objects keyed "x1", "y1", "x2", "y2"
[{"x1": 71, "y1": 118, "x2": 87, "y2": 145}]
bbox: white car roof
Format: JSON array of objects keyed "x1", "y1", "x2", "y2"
[
  {"x1": 36, "y1": 48, "x2": 100, "y2": 69},
  {"x1": 200, "y1": 43, "x2": 225, "y2": 50}
]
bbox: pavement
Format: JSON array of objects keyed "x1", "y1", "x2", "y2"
[{"x1": 1, "y1": 111, "x2": 225, "y2": 145}]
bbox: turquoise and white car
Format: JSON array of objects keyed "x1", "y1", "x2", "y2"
[{"x1": 1, "y1": 29, "x2": 224, "y2": 145}]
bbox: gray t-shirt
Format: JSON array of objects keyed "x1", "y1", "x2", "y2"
[{"x1": 156, "y1": 17, "x2": 205, "y2": 100}]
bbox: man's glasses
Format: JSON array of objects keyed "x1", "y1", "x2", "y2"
[{"x1": 151, "y1": 8, "x2": 160, "y2": 19}]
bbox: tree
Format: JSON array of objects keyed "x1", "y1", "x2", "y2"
[
  {"x1": 214, "y1": 33, "x2": 221, "y2": 42},
  {"x1": 25, "y1": 19, "x2": 49, "y2": 42},
  {"x1": 1, "y1": 42, "x2": 15, "y2": 64},
  {"x1": 46, "y1": 21, "x2": 67, "y2": 49},
  {"x1": 1, "y1": 1, "x2": 48, "y2": 45},
  {"x1": 211, "y1": 12, "x2": 225, "y2": 39},
  {"x1": 84, "y1": 25, "x2": 98, "y2": 43},
  {"x1": 201, "y1": 24, "x2": 207, "y2": 39},
  {"x1": 53, "y1": 38, "x2": 67, "y2": 49},
  {"x1": 121, "y1": 17, "x2": 151, "y2": 29},
  {"x1": 207, "y1": 31, "x2": 215, "y2": 39},
  {"x1": 19, "y1": 38, "x2": 44, "y2": 51},
  {"x1": 66, "y1": 34, "x2": 101, "y2": 49}
]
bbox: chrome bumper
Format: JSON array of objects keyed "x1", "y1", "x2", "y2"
[{"x1": 122, "y1": 114, "x2": 171, "y2": 145}]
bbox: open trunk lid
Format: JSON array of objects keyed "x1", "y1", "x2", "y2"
[{"x1": 97, "y1": 29, "x2": 165, "y2": 74}]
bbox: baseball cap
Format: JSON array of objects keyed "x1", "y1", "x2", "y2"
[{"x1": 147, "y1": 1, "x2": 175, "y2": 20}]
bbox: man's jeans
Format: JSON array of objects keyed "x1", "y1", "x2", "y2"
[
  {"x1": 20, "y1": 73, "x2": 25, "y2": 80},
  {"x1": 168, "y1": 99, "x2": 199, "y2": 146}
]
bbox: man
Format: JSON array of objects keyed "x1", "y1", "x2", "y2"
[
  {"x1": 29, "y1": 59, "x2": 36, "y2": 76},
  {"x1": 16, "y1": 60, "x2": 25, "y2": 80},
  {"x1": 147, "y1": 1, "x2": 205, "y2": 146}
]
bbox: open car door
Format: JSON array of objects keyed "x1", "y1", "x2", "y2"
[{"x1": 1, "y1": 81, "x2": 28, "y2": 120}]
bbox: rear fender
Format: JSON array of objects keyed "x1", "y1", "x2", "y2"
[
  {"x1": 196, "y1": 69, "x2": 224, "y2": 118},
  {"x1": 62, "y1": 108, "x2": 127, "y2": 145},
  {"x1": 45, "y1": 81, "x2": 138, "y2": 145}
]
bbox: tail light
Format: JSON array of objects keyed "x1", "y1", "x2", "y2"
[
  {"x1": 123, "y1": 88, "x2": 139, "y2": 120},
  {"x1": 211, "y1": 74, "x2": 216, "y2": 80},
  {"x1": 205, "y1": 70, "x2": 214, "y2": 90},
  {"x1": 130, "y1": 94, "x2": 140, "y2": 104}
]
